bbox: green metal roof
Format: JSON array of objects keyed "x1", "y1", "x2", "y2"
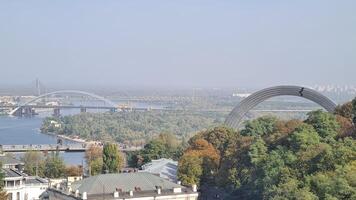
[{"x1": 70, "y1": 172, "x2": 184, "y2": 195}]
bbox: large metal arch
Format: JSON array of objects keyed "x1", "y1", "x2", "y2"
[
  {"x1": 10, "y1": 90, "x2": 117, "y2": 115},
  {"x1": 224, "y1": 85, "x2": 337, "y2": 129}
]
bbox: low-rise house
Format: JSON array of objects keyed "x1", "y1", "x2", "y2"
[
  {"x1": 43, "y1": 172, "x2": 198, "y2": 200},
  {"x1": 0, "y1": 154, "x2": 24, "y2": 170},
  {"x1": 2, "y1": 168, "x2": 48, "y2": 200},
  {"x1": 140, "y1": 158, "x2": 178, "y2": 182}
]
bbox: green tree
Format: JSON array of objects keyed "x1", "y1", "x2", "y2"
[
  {"x1": 21, "y1": 151, "x2": 45, "y2": 177},
  {"x1": 265, "y1": 178, "x2": 317, "y2": 200},
  {"x1": 177, "y1": 154, "x2": 203, "y2": 185},
  {"x1": 305, "y1": 110, "x2": 340, "y2": 140},
  {"x1": 241, "y1": 116, "x2": 278, "y2": 137},
  {"x1": 44, "y1": 152, "x2": 66, "y2": 178},
  {"x1": 102, "y1": 143, "x2": 124, "y2": 173},
  {"x1": 248, "y1": 136, "x2": 267, "y2": 166},
  {"x1": 289, "y1": 124, "x2": 321, "y2": 150}
]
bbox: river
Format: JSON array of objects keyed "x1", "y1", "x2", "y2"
[
  {"x1": 0, "y1": 101, "x2": 166, "y2": 166},
  {"x1": 0, "y1": 115, "x2": 85, "y2": 165}
]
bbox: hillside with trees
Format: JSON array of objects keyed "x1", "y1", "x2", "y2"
[
  {"x1": 178, "y1": 98, "x2": 356, "y2": 199},
  {"x1": 41, "y1": 111, "x2": 223, "y2": 145}
]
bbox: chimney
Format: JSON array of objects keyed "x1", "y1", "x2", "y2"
[
  {"x1": 129, "y1": 190, "x2": 133, "y2": 196},
  {"x1": 75, "y1": 190, "x2": 79, "y2": 197},
  {"x1": 173, "y1": 187, "x2": 182, "y2": 193},
  {"x1": 114, "y1": 191, "x2": 119, "y2": 198},
  {"x1": 157, "y1": 188, "x2": 161, "y2": 195},
  {"x1": 82, "y1": 192, "x2": 87, "y2": 200},
  {"x1": 192, "y1": 184, "x2": 197, "y2": 192},
  {"x1": 177, "y1": 181, "x2": 181, "y2": 185}
]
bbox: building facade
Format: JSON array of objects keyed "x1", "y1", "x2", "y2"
[{"x1": 2, "y1": 168, "x2": 48, "y2": 200}]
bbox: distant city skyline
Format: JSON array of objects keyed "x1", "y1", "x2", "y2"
[{"x1": 1, "y1": 0, "x2": 355, "y2": 88}]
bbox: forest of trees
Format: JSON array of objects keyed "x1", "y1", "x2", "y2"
[
  {"x1": 41, "y1": 111, "x2": 223, "y2": 145},
  {"x1": 177, "y1": 98, "x2": 356, "y2": 199}
]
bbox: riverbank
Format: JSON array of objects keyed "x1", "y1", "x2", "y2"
[{"x1": 42, "y1": 132, "x2": 87, "y2": 144}]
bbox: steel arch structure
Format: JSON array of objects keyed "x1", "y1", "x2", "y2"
[
  {"x1": 224, "y1": 85, "x2": 337, "y2": 129},
  {"x1": 9, "y1": 90, "x2": 117, "y2": 115}
]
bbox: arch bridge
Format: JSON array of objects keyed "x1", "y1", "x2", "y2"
[
  {"x1": 8, "y1": 90, "x2": 118, "y2": 117},
  {"x1": 224, "y1": 85, "x2": 337, "y2": 129}
]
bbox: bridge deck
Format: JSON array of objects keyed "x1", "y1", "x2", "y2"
[{"x1": 0, "y1": 144, "x2": 142, "y2": 153}]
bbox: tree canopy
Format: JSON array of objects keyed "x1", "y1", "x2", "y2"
[
  {"x1": 102, "y1": 143, "x2": 124, "y2": 173},
  {"x1": 178, "y1": 101, "x2": 356, "y2": 199}
]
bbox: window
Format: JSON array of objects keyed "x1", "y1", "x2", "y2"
[{"x1": 16, "y1": 192, "x2": 20, "y2": 200}]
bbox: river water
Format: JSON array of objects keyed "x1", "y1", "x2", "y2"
[
  {"x1": 0, "y1": 101, "x2": 166, "y2": 166},
  {"x1": 0, "y1": 115, "x2": 85, "y2": 165}
]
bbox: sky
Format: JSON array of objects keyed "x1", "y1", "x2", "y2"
[{"x1": 0, "y1": 0, "x2": 355, "y2": 89}]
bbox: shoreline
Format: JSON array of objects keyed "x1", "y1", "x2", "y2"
[{"x1": 41, "y1": 131, "x2": 87, "y2": 144}]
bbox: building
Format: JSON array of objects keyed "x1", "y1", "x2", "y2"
[
  {"x1": 140, "y1": 158, "x2": 178, "y2": 182},
  {"x1": 2, "y1": 168, "x2": 48, "y2": 200},
  {"x1": 0, "y1": 154, "x2": 24, "y2": 170},
  {"x1": 42, "y1": 172, "x2": 198, "y2": 200}
]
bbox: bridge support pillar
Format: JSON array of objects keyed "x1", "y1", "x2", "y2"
[
  {"x1": 53, "y1": 108, "x2": 61, "y2": 117},
  {"x1": 80, "y1": 107, "x2": 87, "y2": 113},
  {"x1": 13, "y1": 108, "x2": 23, "y2": 117},
  {"x1": 23, "y1": 107, "x2": 33, "y2": 117}
]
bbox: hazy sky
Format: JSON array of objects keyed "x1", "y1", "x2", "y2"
[{"x1": 0, "y1": 0, "x2": 355, "y2": 88}]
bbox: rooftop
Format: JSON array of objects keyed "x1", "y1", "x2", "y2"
[
  {"x1": 25, "y1": 177, "x2": 48, "y2": 185},
  {"x1": 70, "y1": 172, "x2": 184, "y2": 195},
  {"x1": 2, "y1": 168, "x2": 25, "y2": 178},
  {"x1": 0, "y1": 155, "x2": 24, "y2": 166},
  {"x1": 140, "y1": 158, "x2": 178, "y2": 182}
]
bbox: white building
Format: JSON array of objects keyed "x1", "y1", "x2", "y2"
[{"x1": 2, "y1": 168, "x2": 48, "y2": 200}]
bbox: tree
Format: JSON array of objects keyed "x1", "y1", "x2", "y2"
[
  {"x1": 0, "y1": 162, "x2": 8, "y2": 200},
  {"x1": 21, "y1": 151, "x2": 45, "y2": 177},
  {"x1": 352, "y1": 98, "x2": 356, "y2": 123},
  {"x1": 178, "y1": 139, "x2": 220, "y2": 185},
  {"x1": 102, "y1": 143, "x2": 124, "y2": 173},
  {"x1": 44, "y1": 152, "x2": 66, "y2": 178},
  {"x1": 305, "y1": 110, "x2": 340, "y2": 140},
  {"x1": 308, "y1": 161, "x2": 356, "y2": 199},
  {"x1": 241, "y1": 116, "x2": 278, "y2": 137},
  {"x1": 335, "y1": 102, "x2": 353, "y2": 119},
  {"x1": 130, "y1": 133, "x2": 183, "y2": 167},
  {"x1": 85, "y1": 145, "x2": 103, "y2": 176},
  {"x1": 248, "y1": 136, "x2": 267, "y2": 166},
  {"x1": 335, "y1": 115, "x2": 354, "y2": 138},
  {"x1": 65, "y1": 165, "x2": 83, "y2": 177},
  {"x1": 289, "y1": 124, "x2": 321, "y2": 150},
  {"x1": 177, "y1": 154, "x2": 203, "y2": 185}
]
